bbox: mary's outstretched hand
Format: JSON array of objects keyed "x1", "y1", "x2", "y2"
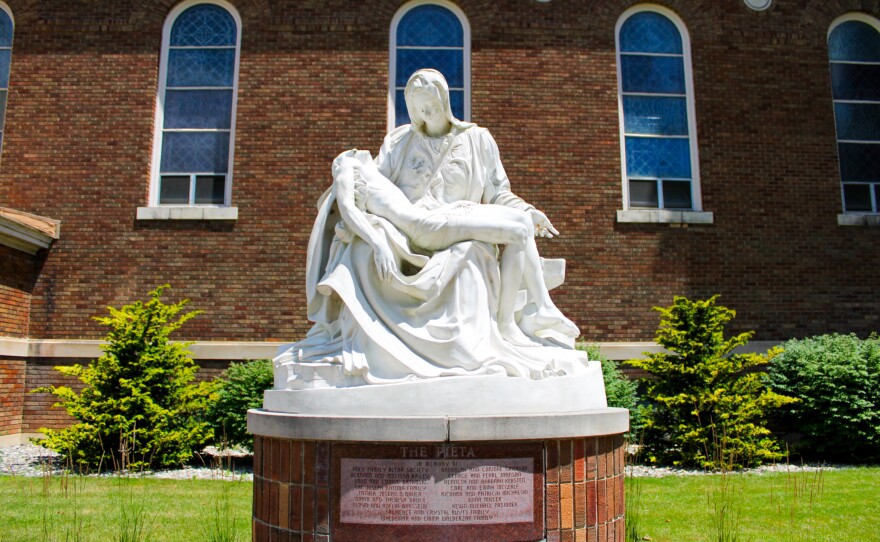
[{"x1": 529, "y1": 209, "x2": 559, "y2": 238}]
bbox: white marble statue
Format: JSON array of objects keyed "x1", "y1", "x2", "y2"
[{"x1": 275, "y1": 69, "x2": 589, "y2": 388}]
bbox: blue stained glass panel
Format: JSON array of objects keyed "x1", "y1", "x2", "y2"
[
  {"x1": 625, "y1": 136, "x2": 692, "y2": 179},
  {"x1": 396, "y1": 48, "x2": 464, "y2": 88},
  {"x1": 829, "y1": 21, "x2": 880, "y2": 62},
  {"x1": 830, "y1": 63, "x2": 880, "y2": 101},
  {"x1": 834, "y1": 103, "x2": 880, "y2": 141},
  {"x1": 397, "y1": 5, "x2": 463, "y2": 47},
  {"x1": 448, "y1": 90, "x2": 464, "y2": 120},
  {"x1": 164, "y1": 89, "x2": 232, "y2": 129},
  {"x1": 0, "y1": 90, "x2": 6, "y2": 127},
  {"x1": 619, "y1": 12, "x2": 683, "y2": 54},
  {"x1": 839, "y1": 142, "x2": 880, "y2": 182},
  {"x1": 0, "y1": 50, "x2": 10, "y2": 88},
  {"x1": 160, "y1": 132, "x2": 230, "y2": 173},
  {"x1": 167, "y1": 48, "x2": 235, "y2": 88},
  {"x1": 620, "y1": 55, "x2": 685, "y2": 94},
  {"x1": 395, "y1": 89, "x2": 410, "y2": 127},
  {"x1": 623, "y1": 96, "x2": 688, "y2": 135},
  {"x1": 0, "y1": 11, "x2": 12, "y2": 48},
  {"x1": 171, "y1": 4, "x2": 236, "y2": 47}
]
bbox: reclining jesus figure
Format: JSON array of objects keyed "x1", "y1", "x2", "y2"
[{"x1": 331, "y1": 149, "x2": 580, "y2": 348}]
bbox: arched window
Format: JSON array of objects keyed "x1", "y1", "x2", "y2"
[
  {"x1": 829, "y1": 15, "x2": 880, "y2": 214},
  {"x1": 0, "y1": 4, "x2": 13, "y2": 157},
  {"x1": 616, "y1": 6, "x2": 701, "y2": 211},
  {"x1": 150, "y1": 1, "x2": 241, "y2": 207},
  {"x1": 389, "y1": 1, "x2": 469, "y2": 130}
]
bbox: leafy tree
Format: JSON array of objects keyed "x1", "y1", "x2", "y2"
[
  {"x1": 628, "y1": 296, "x2": 795, "y2": 469},
  {"x1": 34, "y1": 286, "x2": 215, "y2": 470},
  {"x1": 767, "y1": 333, "x2": 880, "y2": 462},
  {"x1": 205, "y1": 359, "x2": 274, "y2": 450}
]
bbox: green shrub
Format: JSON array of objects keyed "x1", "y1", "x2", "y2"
[
  {"x1": 205, "y1": 359, "x2": 274, "y2": 450},
  {"x1": 33, "y1": 286, "x2": 215, "y2": 470},
  {"x1": 766, "y1": 333, "x2": 880, "y2": 463},
  {"x1": 582, "y1": 345, "x2": 644, "y2": 434},
  {"x1": 628, "y1": 296, "x2": 796, "y2": 469}
]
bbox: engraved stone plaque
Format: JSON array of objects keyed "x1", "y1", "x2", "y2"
[{"x1": 332, "y1": 443, "x2": 544, "y2": 542}]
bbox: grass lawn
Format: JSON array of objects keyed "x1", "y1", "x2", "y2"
[
  {"x1": 629, "y1": 467, "x2": 880, "y2": 542},
  {"x1": 0, "y1": 474, "x2": 252, "y2": 542},
  {"x1": 2, "y1": 468, "x2": 879, "y2": 541}
]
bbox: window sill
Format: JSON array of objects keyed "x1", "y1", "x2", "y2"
[
  {"x1": 616, "y1": 209, "x2": 714, "y2": 225},
  {"x1": 136, "y1": 207, "x2": 238, "y2": 221},
  {"x1": 838, "y1": 213, "x2": 880, "y2": 226}
]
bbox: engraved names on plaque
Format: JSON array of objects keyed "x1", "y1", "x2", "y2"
[{"x1": 339, "y1": 446, "x2": 534, "y2": 525}]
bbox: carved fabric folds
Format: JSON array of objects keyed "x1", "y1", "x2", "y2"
[{"x1": 275, "y1": 124, "x2": 586, "y2": 385}]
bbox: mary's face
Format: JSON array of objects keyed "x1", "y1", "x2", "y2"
[{"x1": 411, "y1": 91, "x2": 450, "y2": 136}]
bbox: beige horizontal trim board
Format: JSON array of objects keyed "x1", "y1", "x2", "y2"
[
  {"x1": 1, "y1": 338, "x2": 781, "y2": 362},
  {"x1": 617, "y1": 209, "x2": 714, "y2": 224},
  {"x1": 838, "y1": 213, "x2": 880, "y2": 226},
  {"x1": 136, "y1": 206, "x2": 239, "y2": 221},
  {"x1": 0, "y1": 433, "x2": 44, "y2": 448}
]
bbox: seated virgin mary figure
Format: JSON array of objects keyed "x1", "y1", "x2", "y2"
[{"x1": 274, "y1": 70, "x2": 587, "y2": 388}]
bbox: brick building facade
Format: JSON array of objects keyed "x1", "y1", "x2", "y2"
[{"x1": 1, "y1": 0, "x2": 878, "y2": 440}]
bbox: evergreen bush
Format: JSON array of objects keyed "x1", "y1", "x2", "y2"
[
  {"x1": 33, "y1": 286, "x2": 215, "y2": 470},
  {"x1": 628, "y1": 296, "x2": 795, "y2": 469},
  {"x1": 583, "y1": 345, "x2": 644, "y2": 434},
  {"x1": 205, "y1": 359, "x2": 274, "y2": 450},
  {"x1": 766, "y1": 333, "x2": 880, "y2": 462}
]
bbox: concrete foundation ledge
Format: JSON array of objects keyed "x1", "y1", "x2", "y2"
[{"x1": 247, "y1": 407, "x2": 629, "y2": 442}]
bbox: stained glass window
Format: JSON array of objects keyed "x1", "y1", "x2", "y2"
[
  {"x1": 830, "y1": 18, "x2": 880, "y2": 213},
  {"x1": 155, "y1": 2, "x2": 239, "y2": 206},
  {"x1": 618, "y1": 10, "x2": 697, "y2": 210},
  {"x1": 391, "y1": 3, "x2": 468, "y2": 128},
  {"x1": 0, "y1": 6, "x2": 12, "y2": 158}
]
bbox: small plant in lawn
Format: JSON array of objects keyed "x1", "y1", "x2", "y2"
[
  {"x1": 628, "y1": 296, "x2": 796, "y2": 469},
  {"x1": 33, "y1": 285, "x2": 216, "y2": 470}
]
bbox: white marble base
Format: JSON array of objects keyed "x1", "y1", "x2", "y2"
[{"x1": 263, "y1": 361, "x2": 606, "y2": 418}]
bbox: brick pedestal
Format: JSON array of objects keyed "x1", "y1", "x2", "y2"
[{"x1": 249, "y1": 409, "x2": 628, "y2": 542}]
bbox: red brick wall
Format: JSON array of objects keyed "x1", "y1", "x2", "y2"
[
  {"x1": 0, "y1": 0, "x2": 876, "y2": 348},
  {"x1": 0, "y1": 245, "x2": 38, "y2": 337},
  {"x1": 0, "y1": 358, "x2": 25, "y2": 436}
]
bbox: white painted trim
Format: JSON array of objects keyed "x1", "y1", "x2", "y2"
[
  {"x1": 388, "y1": 0, "x2": 471, "y2": 131},
  {"x1": 0, "y1": 221, "x2": 54, "y2": 253},
  {"x1": 838, "y1": 213, "x2": 880, "y2": 226},
  {"x1": 616, "y1": 209, "x2": 714, "y2": 224},
  {"x1": 148, "y1": 0, "x2": 242, "y2": 208},
  {"x1": 615, "y1": 5, "x2": 703, "y2": 212},
  {"x1": 136, "y1": 206, "x2": 238, "y2": 220},
  {"x1": 1, "y1": 338, "x2": 780, "y2": 362},
  {"x1": 828, "y1": 14, "x2": 880, "y2": 214}
]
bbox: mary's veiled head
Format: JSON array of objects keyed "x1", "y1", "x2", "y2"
[{"x1": 404, "y1": 69, "x2": 463, "y2": 134}]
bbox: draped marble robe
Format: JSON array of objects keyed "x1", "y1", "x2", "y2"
[{"x1": 274, "y1": 122, "x2": 587, "y2": 386}]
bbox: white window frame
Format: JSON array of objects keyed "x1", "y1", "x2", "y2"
[
  {"x1": 615, "y1": 4, "x2": 707, "y2": 221},
  {"x1": 388, "y1": 0, "x2": 471, "y2": 132},
  {"x1": 147, "y1": 0, "x2": 241, "y2": 212},
  {"x1": 828, "y1": 13, "x2": 880, "y2": 221},
  {"x1": 0, "y1": 3, "x2": 13, "y2": 156}
]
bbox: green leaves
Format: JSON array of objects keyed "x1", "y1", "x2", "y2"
[
  {"x1": 629, "y1": 296, "x2": 795, "y2": 469},
  {"x1": 33, "y1": 286, "x2": 215, "y2": 470},
  {"x1": 767, "y1": 333, "x2": 880, "y2": 462}
]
